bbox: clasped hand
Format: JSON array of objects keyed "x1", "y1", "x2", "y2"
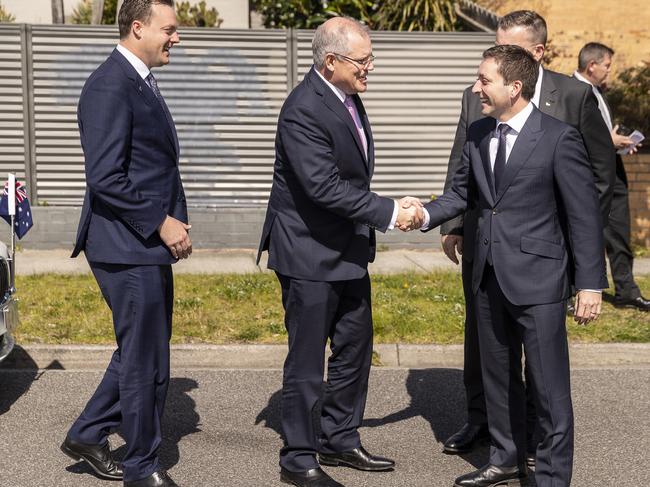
[
  {"x1": 395, "y1": 197, "x2": 425, "y2": 232},
  {"x1": 158, "y1": 215, "x2": 192, "y2": 260}
]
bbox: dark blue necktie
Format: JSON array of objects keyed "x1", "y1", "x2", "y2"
[
  {"x1": 146, "y1": 73, "x2": 178, "y2": 153},
  {"x1": 493, "y1": 123, "x2": 511, "y2": 194}
]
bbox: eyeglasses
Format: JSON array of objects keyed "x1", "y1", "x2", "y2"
[{"x1": 331, "y1": 52, "x2": 376, "y2": 68}]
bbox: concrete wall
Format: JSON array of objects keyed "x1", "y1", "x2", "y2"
[
  {"x1": 2, "y1": 0, "x2": 52, "y2": 23},
  {"x1": 18, "y1": 207, "x2": 440, "y2": 251}
]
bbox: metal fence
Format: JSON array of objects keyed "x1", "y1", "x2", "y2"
[{"x1": 2, "y1": 24, "x2": 493, "y2": 207}]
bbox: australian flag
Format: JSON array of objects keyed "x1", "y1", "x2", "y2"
[{"x1": 0, "y1": 180, "x2": 33, "y2": 239}]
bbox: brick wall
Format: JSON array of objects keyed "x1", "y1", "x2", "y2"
[
  {"x1": 478, "y1": 0, "x2": 650, "y2": 76},
  {"x1": 625, "y1": 152, "x2": 650, "y2": 247}
]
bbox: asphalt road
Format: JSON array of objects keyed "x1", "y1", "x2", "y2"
[{"x1": 1, "y1": 367, "x2": 648, "y2": 487}]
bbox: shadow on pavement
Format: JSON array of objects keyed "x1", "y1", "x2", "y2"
[
  {"x1": 362, "y1": 368, "x2": 489, "y2": 469},
  {"x1": 64, "y1": 377, "x2": 201, "y2": 479},
  {"x1": 0, "y1": 346, "x2": 39, "y2": 416},
  {"x1": 254, "y1": 369, "x2": 489, "y2": 469},
  {"x1": 161, "y1": 377, "x2": 202, "y2": 469}
]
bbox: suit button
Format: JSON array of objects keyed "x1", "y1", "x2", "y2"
[{"x1": 483, "y1": 238, "x2": 488, "y2": 245}]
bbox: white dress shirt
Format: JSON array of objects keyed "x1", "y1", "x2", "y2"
[
  {"x1": 116, "y1": 44, "x2": 150, "y2": 80},
  {"x1": 530, "y1": 65, "x2": 544, "y2": 108},
  {"x1": 489, "y1": 102, "x2": 534, "y2": 169}
]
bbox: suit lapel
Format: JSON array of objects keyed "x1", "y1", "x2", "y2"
[
  {"x1": 477, "y1": 122, "x2": 496, "y2": 203},
  {"x1": 111, "y1": 50, "x2": 179, "y2": 159},
  {"x1": 538, "y1": 69, "x2": 559, "y2": 117},
  {"x1": 494, "y1": 108, "x2": 545, "y2": 204},
  {"x1": 309, "y1": 70, "x2": 369, "y2": 168}
]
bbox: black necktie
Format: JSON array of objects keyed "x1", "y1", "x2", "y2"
[
  {"x1": 493, "y1": 123, "x2": 511, "y2": 194},
  {"x1": 146, "y1": 73, "x2": 178, "y2": 152}
]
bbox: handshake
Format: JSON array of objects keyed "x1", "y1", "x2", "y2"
[{"x1": 394, "y1": 196, "x2": 425, "y2": 232}]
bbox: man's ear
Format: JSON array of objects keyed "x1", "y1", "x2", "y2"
[
  {"x1": 510, "y1": 80, "x2": 523, "y2": 99},
  {"x1": 132, "y1": 20, "x2": 144, "y2": 40},
  {"x1": 324, "y1": 53, "x2": 336, "y2": 73},
  {"x1": 532, "y1": 44, "x2": 545, "y2": 63}
]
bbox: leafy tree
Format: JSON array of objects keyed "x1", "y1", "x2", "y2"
[
  {"x1": 607, "y1": 62, "x2": 650, "y2": 139},
  {"x1": 251, "y1": 0, "x2": 327, "y2": 29},
  {"x1": 252, "y1": 0, "x2": 459, "y2": 31},
  {"x1": 71, "y1": 0, "x2": 93, "y2": 24},
  {"x1": 102, "y1": 0, "x2": 118, "y2": 24},
  {"x1": 0, "y1": 1, "x2": 15, "y2": 22},
  {"x1": 176, "y1": 0, "x2": 223, "y2": 28},
  {"x1": 373, "y1": 0, "x2": 458, "y2": 31}
]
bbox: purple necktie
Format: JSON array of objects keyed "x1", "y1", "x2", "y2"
[{"x1": 344, "y1": 95, "x2": 368, "y2": 157}]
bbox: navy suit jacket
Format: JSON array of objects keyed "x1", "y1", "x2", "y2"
[
  {"x1": 71, "y1": 49, "x2": 188, "y2": 264},
  {"x1": 425, "y1": 107, "x2": 608, "y2": 306},
  {"x1": 257, "y1": 68, "x2": 394, "y2": 281},
  {"x1": 440, "y1": 69, "x2": 616, "y2": 244}
]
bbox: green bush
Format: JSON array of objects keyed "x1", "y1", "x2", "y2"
[
  {"x1": 0, "y1": 1, "x2": 15, "y2": 22},
  {"x1": 71, "y1": 0, "x2": 93, "y2": 24},
  {"x1": 607, "y1": 62, "x2": 650, "y2": 138},
  {"x1": 176, "y1": 0, "x2": 223, "y2": 27},
  {"x1": 252, "y1": 0, "x2": 459, "y2": 31}
]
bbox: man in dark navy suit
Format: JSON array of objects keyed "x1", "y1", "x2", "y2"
[
  {"x1": 421, "y1": 45, "x2": 607, "y2": 487},
  {"x1": 437, "y1": 10, "x2": 616, "y2": 462},
  {"x1": 258, "y1": 17, "x2": 422, "y2": 487},
  {"x1": 61, "y1": 1, "x2": 189, "y2": 486}
]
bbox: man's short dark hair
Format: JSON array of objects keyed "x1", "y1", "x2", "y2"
[
  {"x1": 497, "y1": 10, "x2": 548, "y2": 46},
  {"x1": 578, "y1": 42, "x2": 615, "y2": 71},
  {"x1": 118, "y1": 0, "x2": 175, "y2": 39},
  {"x1": 482, "y1": 45, "x2": 539, "y2": 101}
]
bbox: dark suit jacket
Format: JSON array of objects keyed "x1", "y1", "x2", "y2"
[
  {"x1": 257, "y1": 68, "x2": 394, "y2": 281},
  {"x1": 440, "y1": 68, "x2": 616, "y2": 249},
  {"x1": 71, "y1": 49, "x2": 188, "y2": 264},
  {"x1": 425, "y1": 107, "x2": 608, "y2": 306}
]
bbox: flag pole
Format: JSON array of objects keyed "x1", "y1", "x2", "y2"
[{"x1": 7, "y1": 173, "x2": 16, "y2": 291}]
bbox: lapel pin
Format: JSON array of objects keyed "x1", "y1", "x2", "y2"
[{"x1": 545, "y1": 101, "x2": 552, "y2": 106}]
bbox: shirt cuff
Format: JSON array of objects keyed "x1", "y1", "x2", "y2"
[
  {"x1": 420, "y1": 208, "x2": 431, "y2": 231},
  {"x1": 388, "y1": 200, "x2": 399, "y2": 231},
  {"x1": 578, "y1": 289, "x2": 603, "y2": 293}
]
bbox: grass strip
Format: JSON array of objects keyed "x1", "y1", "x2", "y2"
[{"x1": 14, "y1": 272, "x2": 650, "y2": 345}]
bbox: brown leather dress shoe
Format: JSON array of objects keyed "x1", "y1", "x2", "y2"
[
  {"x1": 60, "y1": 436, "x2": 123, "y2": 480},
  {"x1": 319, "y1": 446, "x2": 394, "y2": 471}
]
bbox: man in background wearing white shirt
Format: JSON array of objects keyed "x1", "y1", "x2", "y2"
[{"x1": 575, "y1": 42, "x2": 650, "y2": 311}]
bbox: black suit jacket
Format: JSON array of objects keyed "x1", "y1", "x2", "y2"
[
  {"x1": 71, "y1": 49, "x2": 188, "y2": 264},
  {"x1": 425, "y1": 107, "x2": 608, "y2": 305},
  {"x1": 257, "y1": 68, "x2": 394, "y2": 281},
  {"x1": 440, "y1": 68, "x2": 616, "y2": 248}
]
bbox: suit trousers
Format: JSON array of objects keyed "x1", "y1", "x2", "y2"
[
  {"x1": 276, "y1": 273, "x2": 374, "y2": 472},
  {"x1": 604, "y1": 175, "x2": 640, "y2": 300},
  {"x1": 462, "y1": 259, "x2": 538, "y2": 449},
  {"x1": 476, "y1": 265, "x2": 574, "y2": 487},
  {"x1": 68, "y1": 262, "x2": 174, "y2": 482}
]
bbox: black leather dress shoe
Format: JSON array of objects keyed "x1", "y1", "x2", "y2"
[
  {"x1": 613, "y1": 295, "x2": 650, "y2": 311},
  {"x1": 280, "y1": 467, "x2": 344, "y2": 487},
  {"x1": 60, "y1": 436, "x2": 123, "y2": 480},
  {"x1": 124, "y1": 470, "x2": 178, "y2": 487},
  {"x1": 319, "y1": 445, "x2": 394, "y2": 471},
  {"x1": 454, "y1": 464, "x2": 528, "y2": 487},
  {"x1": 443, "y1": 423, "x2": 490, "y2": 454}
]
